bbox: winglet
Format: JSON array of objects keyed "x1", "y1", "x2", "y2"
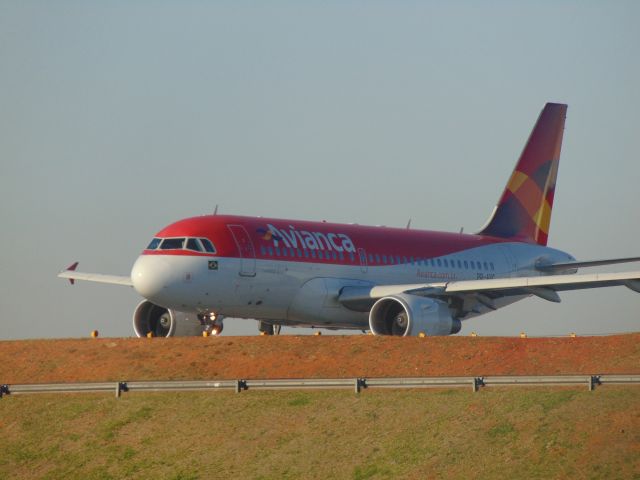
[{"x1": 64, "y1": 262, "x2": 79, "y2": 285}]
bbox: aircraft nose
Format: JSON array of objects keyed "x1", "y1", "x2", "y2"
[{"x1": 131, "y1": 255, "x2": 172, "y2": 300}]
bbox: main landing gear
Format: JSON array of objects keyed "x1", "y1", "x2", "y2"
[{"x1": 258, "y1": 321, "x2": 281, "y2": 336}]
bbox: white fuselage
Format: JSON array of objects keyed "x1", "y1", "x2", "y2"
[{"x1": 130, "y1": 242, "x2": 575, "y2": 330}]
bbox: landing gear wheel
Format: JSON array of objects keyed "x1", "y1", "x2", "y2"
[
  {"x1": 258, "y1": 321, "x2": 277, "y2": 335},
  {"x1": 199, "y1": 313, "x2": 224, "y2": 336},
  {"x1": 210, "y1": 323, "x2": 224, "y2": 336}
]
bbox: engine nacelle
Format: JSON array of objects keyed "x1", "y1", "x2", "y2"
[
  {"x1": 132, "y1": 300, "x2": 203, "y2": 337},
  {"x1": 369, "y1": 294, "x2": 461, "y2": 336}
]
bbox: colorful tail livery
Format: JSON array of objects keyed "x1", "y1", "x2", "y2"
[
  {"x1": 58, "y1": 103, "x2": 640, "y2": 337},
  {"x1": 479, "y1": 103, "x2": 566, "y2": 246}
]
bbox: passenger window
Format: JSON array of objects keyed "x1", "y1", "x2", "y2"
[
  {"x1": 402, "y1": 256, "x2": 407, "y2": 264},
  {"x1": 443, "y1": 259, "x2": 449, "y2": 267},
  {"x1": 297, "y1": 249, "x2": 302, "y2": 258},
  {"x1": 375, "y1": 254, "x2": 380, "y2": 264},
  {"x1": 369, "y1": 254, "x2": 374, "y2": 263},
  {"x1": 318, "y1": 251, "x2": 324, "y2": 260},
  {"x1": 484, "y1": 262, "x2": 488, "y2": 270},
  {"x1": 260, "y1": 246, "x2": 266, "y2": 255},
  {"x1": 268, "y1": 247, "x2": 274, "y2": 256},
  {"x1": 490, "y1": 262, "x2": 495, "y2": 271},
  {"x1": 430, "y1": 259, "x2": 436, "y2": 267},
  {"x1": 160, "y1": 238, "x2": 185, "y2": 250},
  {"x1": 146, "y1": 238, "x2": 161, "y2": 250},
  {"x1": 283, "y1": 249, "x2": 288, "y2": 257},
  {"x1": 470, "y1": 261, "x2": 476, "y2": 269},
  {"x1": 437, "y1": 259, "x2": 442, "y2": 267},
  {"x1": 200, "y1": 238, "x2": 216, "y2": 253},
  {"x1": 464, "y1": 261, "x2": 468, "y2": 269},
  {"x1": 382, "y1": 255, "x2": 387, "y2": 264},
  {"x1": 304, "y1": 250, "x2": 309, "y2": 258},
  {"x1": 186, "y1": 238, "x2": 203, "y2": 252},
  {"x1": 350, "y1": 252, "x2": 355, "y2": 262},
  {"x1": 339, "y1": 252, "x2": 344, "y2": 261},
  {"x1": 332, "y1": 251, "x2": 337, "y2": 260}
]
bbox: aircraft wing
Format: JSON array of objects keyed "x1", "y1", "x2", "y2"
[
  {"x1": 536, "y1": 256, "x2": 640, "y2": 273},
  {"x1": 58, "y1": 262, "x2": 133, "y2": 286},
  {"x1": 419, "y1": 271, "x2": 640, "y2": 298},
  {"x1": 339, "y1": 271, "x2": 640, "y2": 309}
]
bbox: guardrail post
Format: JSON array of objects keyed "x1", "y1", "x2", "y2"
[
  {"x1": 0, "y1": 384, "x2": 9, "y2": 398},
  {"x1": 355, "y1": 378, "x2": 366, "y2": 393},
  {"x1": 116, "y1": 382, "x2": 128, "y2": 398},
  {"x1": 472, "y1": 377, "x2": 484, "y2": 392},
  {"x1": 236, "y1": 380, "x2": 247, "y2": 393},
  {"x1": 588, "y1": 376, "x2": 601, "y2": 391}
]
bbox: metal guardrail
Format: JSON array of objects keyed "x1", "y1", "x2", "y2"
[{"x1": 1, "y1": 375, "x2": 639, "y2": 398}]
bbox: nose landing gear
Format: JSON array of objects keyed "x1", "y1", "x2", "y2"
[{"x1": 199, "y1": 313, "x2": 224, "y2": 336}]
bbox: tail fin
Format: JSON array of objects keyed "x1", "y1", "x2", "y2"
[{"x1": 478, "y1": 102, "x2": 567, "y2": 246}]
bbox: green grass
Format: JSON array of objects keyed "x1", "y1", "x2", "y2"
[{"x1": 0, "y1": 388, "x2": 638, "y2": 479}]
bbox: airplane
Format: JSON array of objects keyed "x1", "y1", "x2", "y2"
[{"x1": 59, "y1": 102, "x2": 640, "y2": 337}]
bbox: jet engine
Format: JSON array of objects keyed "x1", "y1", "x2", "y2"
[
  {"x1": 132, "y1": 300, "x2": 204, "y2": 337},
  {"x1": 369, "y1": 294, "x2": 461, "y2": 336}
]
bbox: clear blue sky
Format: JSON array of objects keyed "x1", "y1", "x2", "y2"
[{"x1": 1, "y1": 1, "x2": 639, "y2": 339}]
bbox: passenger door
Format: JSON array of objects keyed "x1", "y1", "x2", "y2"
[{"x1": 227, "y1": 224, "x2": 257, "y2": 277}]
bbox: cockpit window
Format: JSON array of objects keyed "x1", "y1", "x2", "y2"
[
  {"x1": 186, "y1": 238, "x2": 203, "y2": 252},
  {"x1": 150, "y1": 237, "x2": 215, "y2": 253},
  {"x1": 160, "y1": 238, "x2": 186, "y2": 250},
  {"x1": 200, "y1": 238, "x2": 216, "y2": 253},
  {"x1": 146, "y1": 238, "x2": 161, "y2": 250}
]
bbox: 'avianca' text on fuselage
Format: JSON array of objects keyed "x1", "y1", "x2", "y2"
[
  {"x1": 58, "y1": 102, "x2": 640, "y2": 338},
  {"x1": 260, "y1": 224, "x2": 357, "y2": 253}
]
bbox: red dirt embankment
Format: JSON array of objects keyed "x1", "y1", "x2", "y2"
[{"x1": 0, "y1": 334, "x2": 638, "y2": 384}]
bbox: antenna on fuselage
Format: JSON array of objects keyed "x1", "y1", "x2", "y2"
[
  {"x1": 460, "y1": 227, "x2": 464, "y2": 234},
  {"x1": 406, "y1": 218, "x2": 412, "y2": 229},
  {"x1": 213, "y1": 205, "x2": 219, "y2": 215}
]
